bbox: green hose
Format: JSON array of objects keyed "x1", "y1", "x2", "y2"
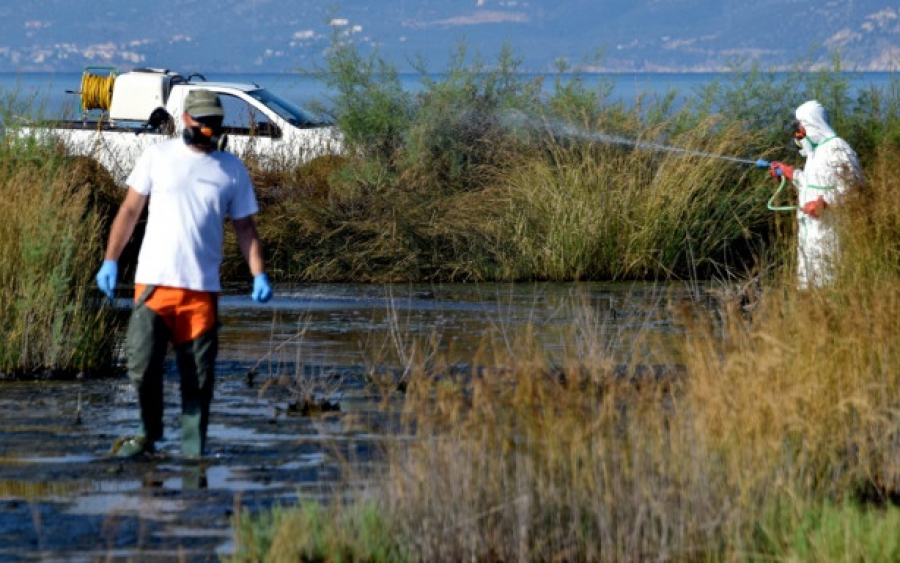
[{"x1": 767, "y1": 176, "x2": 797, "y2": 212}]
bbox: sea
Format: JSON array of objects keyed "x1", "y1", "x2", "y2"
[{"x1": 0, "y1": 70, "x2": 896, "y2": 121}]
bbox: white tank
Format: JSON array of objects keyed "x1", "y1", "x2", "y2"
[{"x1": 108, "y1": 70, "x2": 176, "y2": 123}]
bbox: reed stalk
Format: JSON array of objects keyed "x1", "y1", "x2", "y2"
[{"x1": 0, "y1": 142, "x2": 121, "y2": 377}]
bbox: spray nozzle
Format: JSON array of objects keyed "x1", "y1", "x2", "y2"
[{"x1": 755, "y1": 158, "x2": 770, "y2": 169}]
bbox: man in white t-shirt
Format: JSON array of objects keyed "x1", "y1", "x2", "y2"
[{"x1": 95, "y1": 89, "x2": 273, "y2": 459}]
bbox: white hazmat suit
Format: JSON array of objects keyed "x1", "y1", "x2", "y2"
[{"x1": 790, "y1": 100, "x2": 861, "y2": 289}]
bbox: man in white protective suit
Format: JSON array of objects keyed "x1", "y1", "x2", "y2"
[{"x1": 768, "y1": 100, "x2": 862, "y2": 289}]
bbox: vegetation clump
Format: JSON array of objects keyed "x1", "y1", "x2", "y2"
[
  {"x1": 0, "y1": 142, "x2": 124, "y2": 378},
  {"x1": 237, "y1": 47, "x2": 898, "y2": 285},
  {"x1": 230, "y1": 136, "x2": 900, "y2": 560},
  {"x1": 226, "y1": 46, "x2": 900, "y2": 562}
]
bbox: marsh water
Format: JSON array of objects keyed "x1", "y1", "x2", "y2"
[{"x1": 0, "y1": 282, "x2": 714, "y2": 562}]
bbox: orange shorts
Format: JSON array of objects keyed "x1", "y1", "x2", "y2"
[{"x1": 134, "y1": 284, "x2": 217, "y2": 344}]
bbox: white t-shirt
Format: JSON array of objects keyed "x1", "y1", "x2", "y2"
[{"x1": 127, "y1": 138, "x2": 259, "y2": 292}]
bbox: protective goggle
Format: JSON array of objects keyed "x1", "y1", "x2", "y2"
[
  {"x1": 183, "y1": 115, "x2": 227, "y2": 151},
  {"x1": 188, "y1": 115, "x2": 223, "y2": 137}
]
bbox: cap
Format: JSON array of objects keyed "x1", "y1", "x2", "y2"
[{"x1": 184, "y1": 89, "x2": 224, "y2": 119}]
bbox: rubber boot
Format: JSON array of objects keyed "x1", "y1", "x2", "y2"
[
  {"x1": 110, "y1": 435, "x2": 158, "y2": 458},
  {"x1": 124, "y1": 295, "x2": 171, "y2": 452},
  {"x1": 183, "y1": 464, "x2": 208, "y2": 490},
  {"x1": 180, "y1": 412, "x2": 204, "y2": 459},
  {"x1": 175, "y1": 326, "x2": 217, "y2": 459}
]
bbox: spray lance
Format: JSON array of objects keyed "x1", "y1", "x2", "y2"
[
  {"x1": 599, "y1": 143, "x2": 794, "y2": 212},
  {"x1": 625, "y1": 148, "x2": 796, "y2": 212},
  {"x1": 501, "y1": 110, "x2": 793, "y2": 211}
]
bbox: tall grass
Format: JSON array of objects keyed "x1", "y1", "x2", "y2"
[
  {"x1": 250, "y1": 93, "x2": 776, "y2": 282},
  {"x1": 474, "y1": 117, "x2": 773, "y2": 281},
  {"x1": 250, "y1": 44, "x2": 900, "y2": 284},
  {"x1": 228, "y1": 47, "x2": 900, "y2": 561},
  {"x1": 0, "y1": 141, "x2": 122, "y2": 378},
  {"x1": 230, "y1": 157, "x2": 900, "y2": 561}
]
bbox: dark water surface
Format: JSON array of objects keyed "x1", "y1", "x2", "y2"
[{"x1": 0, "y1": 282, "x2": 708, "y2": 561}]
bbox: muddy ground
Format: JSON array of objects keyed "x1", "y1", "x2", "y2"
[
  {"x1": 0, "y1": 282, "x2": 687, "y2": 561},
  {"x1": 0, "y1": 360, "x2": 389, "y2": 562}
]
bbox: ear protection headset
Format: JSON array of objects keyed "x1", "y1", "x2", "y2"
[{"x1": 182, "y1": 119, "x2": 228, "y2": 151}]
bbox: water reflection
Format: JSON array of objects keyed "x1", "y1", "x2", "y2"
[{"x1": 218, "y1": 281, "x2": 700, "y2": 368}]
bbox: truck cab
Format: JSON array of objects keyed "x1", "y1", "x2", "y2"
[{"x1": 165, "y1": 81, "x2": 342, "y2": 167}]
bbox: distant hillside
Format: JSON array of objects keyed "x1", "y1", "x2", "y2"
[{"x1": 0, "y1": 0, "x2": 896, "y2": 73}]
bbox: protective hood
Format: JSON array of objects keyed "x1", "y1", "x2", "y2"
[{"x1": 795, "y1": 100, "x2": 835, "y2": 146}]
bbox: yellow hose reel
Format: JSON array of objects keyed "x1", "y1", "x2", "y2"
[{"x1": 79, "y1": 66, "x2": 117, "y2": 113}]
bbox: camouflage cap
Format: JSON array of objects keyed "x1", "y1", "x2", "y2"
[{"x1": 184, "y1": 89, "x2": 224, "y2": 118}]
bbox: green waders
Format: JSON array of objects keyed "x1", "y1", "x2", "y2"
[{"x1": 125, "y1": 285, "x2": 218, "y2": 458}]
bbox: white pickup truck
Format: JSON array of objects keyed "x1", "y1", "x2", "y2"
[{"x1": 16, "y1": 67, "x2": 343, "y2": 183}]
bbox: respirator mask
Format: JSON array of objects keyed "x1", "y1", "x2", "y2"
[
  {"x1": 182, "y1": 116, "x2": 228, "y2": 151},
  {"x1": 784, "y1": 119, "x2": 810, "y2": 156}
]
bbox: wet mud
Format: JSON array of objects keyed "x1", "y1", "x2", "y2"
[
  {"x1": 0, "y1": 282, "x2": 700, "y2": 561},
  {"x1": 0, "y1": 362, "x2": 390, "y2": 562}
]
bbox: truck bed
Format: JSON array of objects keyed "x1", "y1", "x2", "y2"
[{"x1": 38, "y1": 120, "x2": 167, "y2": 134}]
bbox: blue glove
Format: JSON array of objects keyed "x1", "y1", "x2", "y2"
[
  {"x1": 251, "y1": 273, "x2": 272, "y2": 303},
  {"x1": 96, "y1": 260, "x2": 118, "y2": 301}
]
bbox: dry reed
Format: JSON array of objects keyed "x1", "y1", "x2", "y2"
[
  {"x1": 230, "y1": 138, "x2": 900, "y2": 560},
  {"x1": 0, "y1": 144, "x2": 120, "y2": 377}
]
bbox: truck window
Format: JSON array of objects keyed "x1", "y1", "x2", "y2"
[
  {"x1": 218, "y1": 93, "x2": 281, "y2": 139},
  {"x1": 246, "y1": 89, "x2": 332, "y2": 128}
]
